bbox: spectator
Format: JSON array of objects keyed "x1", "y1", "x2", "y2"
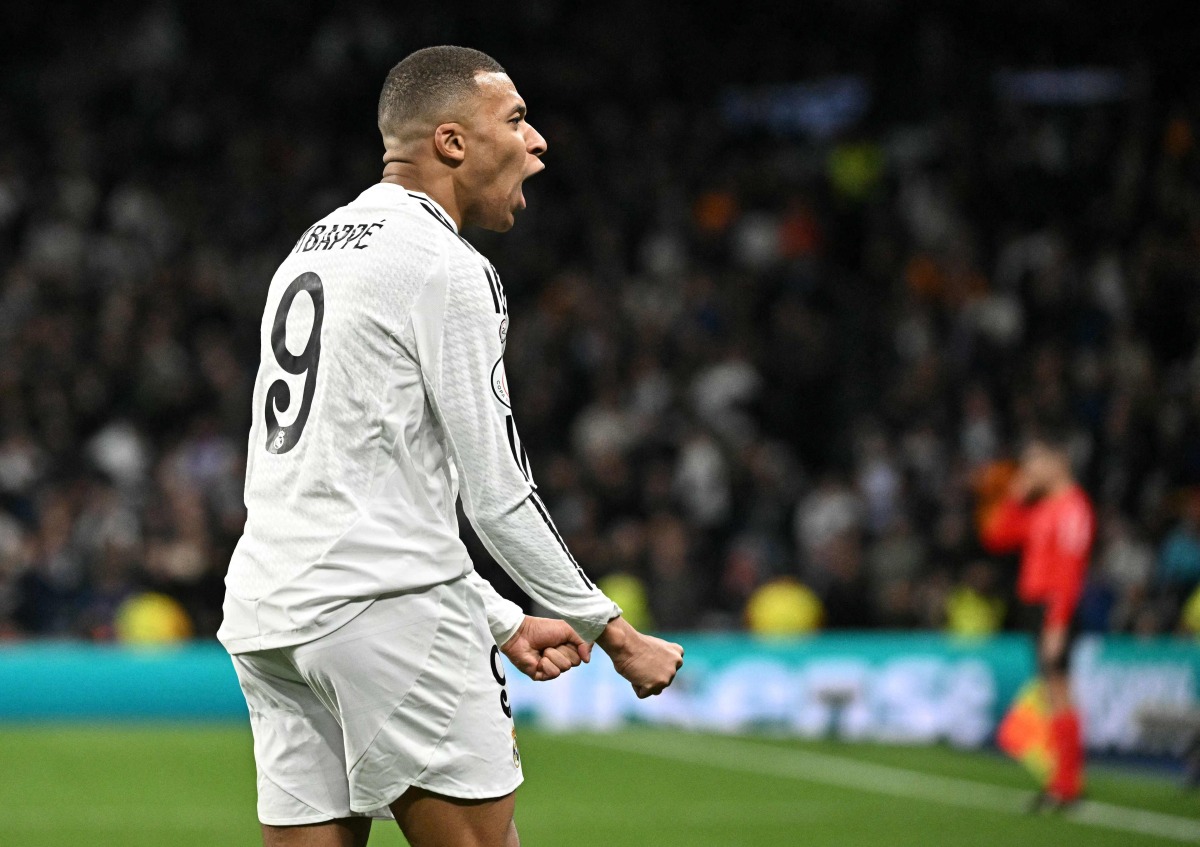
[
  {"x1": 0, "y1": 3, "x2": 1198, "y2": 640},
  {"x1": 945, "y1": 561, "x2": 1006, "y2": 638},
  {"x1": 1159, "y1": 493, "x2": 1200, "y2": 596},
  {"x1": 745, "y1": 578, "x2": 823, "y2": 636}
]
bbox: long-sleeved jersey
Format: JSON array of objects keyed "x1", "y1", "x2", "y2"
[
  {"x1": 217, "y1": 184, "x2": 619, "y2": 654},
  {"x1": 981, "y1": 484, "x2": 1094, "y2": 627}
]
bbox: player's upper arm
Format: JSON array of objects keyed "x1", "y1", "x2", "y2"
[
  {"x1": 407, "y1": 241, "x2": 530, "y2": 521},
  {"x1": 406, "y1": 237, "x2": 620, "y2": 637}
]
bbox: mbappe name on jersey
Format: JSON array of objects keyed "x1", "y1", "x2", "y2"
[{"x1": 292, "y1": 219, "x2": 386, "y2": 253}]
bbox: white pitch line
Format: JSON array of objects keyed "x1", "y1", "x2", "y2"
[{"x1": 567, "y1": 733, "x2": 1200, "y2": 844}]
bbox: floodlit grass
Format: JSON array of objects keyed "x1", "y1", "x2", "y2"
[{"x1": 1, "y1": 725, "x2": 1197, "y2": 846}]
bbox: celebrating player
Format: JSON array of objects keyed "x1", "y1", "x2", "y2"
[
  {"x1": 218, "y1": 46, "x2": 684, "y2": 847},
  {"x1": 982, "y1": 429, "x2": 1094, "y2": 809}
]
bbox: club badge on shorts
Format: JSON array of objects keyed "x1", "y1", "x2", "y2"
[{"x1": 512, "y1": 728, "x2": 521, "y2": 769}]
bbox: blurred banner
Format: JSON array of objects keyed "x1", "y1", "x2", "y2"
[{"x1": 1, "y1": 635, "x2": 1196, "y2": 752}]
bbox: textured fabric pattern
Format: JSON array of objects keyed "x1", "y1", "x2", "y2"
[
  {"x1": 219, "y1": 185, "x2": 617, "y2": 652},
  {"x1": 406, "y1": 227, "x2": 620, "y2": 642}
]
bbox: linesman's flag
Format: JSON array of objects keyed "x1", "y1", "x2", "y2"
[{"x1": 996, "y1": 680, "x2": 1054, "y2": 783}]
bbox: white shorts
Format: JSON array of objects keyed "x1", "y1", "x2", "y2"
[{"x1": 231, "y1": 576, "x2": 523, "y2": 826}]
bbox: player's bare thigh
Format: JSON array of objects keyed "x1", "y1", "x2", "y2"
[
  {"x1": 391, "y1": 787, "x2": 519, "y2": 847},
  {"x1": 261, "y1": 817, "x2": 372, "y2": 847}
]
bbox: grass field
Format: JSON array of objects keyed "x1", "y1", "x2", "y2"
[{"x1": 2, "y1": 724, "x2": 1199, "y2": 846}]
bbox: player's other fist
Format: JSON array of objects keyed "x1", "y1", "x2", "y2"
[
  {"x1": 501, "y1": 616, "x2": 591, "y2": 681},
  {"x1": 596, "y1": 616, "x2": 684, "y2": 698}
]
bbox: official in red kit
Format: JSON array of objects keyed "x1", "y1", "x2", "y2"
[{"x1": 983, "y1": 429, "x2": 1094, "y2": 808}]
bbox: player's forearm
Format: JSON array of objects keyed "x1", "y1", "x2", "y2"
[
  {"x1": 595, "y1": 614, "x2": 633, "y2": 654},
  {"x1": 472, "y1": 496, "x2": 620, "y2": 642}
]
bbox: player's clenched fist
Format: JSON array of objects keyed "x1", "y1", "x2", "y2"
[
  {"x1": 501, "y1": 616, "x2": 591, "y2": 681},
  {"x1": 596, "y1": 616, "x2": 685, "y2": 698}
]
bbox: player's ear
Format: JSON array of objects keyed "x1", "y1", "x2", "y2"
[{"x1": 433, "y1": 123, "x2": 466, "y2": 164}]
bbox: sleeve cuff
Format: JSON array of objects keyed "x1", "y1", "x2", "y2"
[
  {"x1": 489, "y1": 601, "x2": 526, "y2": 647},
  {"x1": 566, "y1": 602, "x2": 623, "y2": 643}
]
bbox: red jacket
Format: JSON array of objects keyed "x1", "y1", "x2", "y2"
[{"x1": 982, "y1": 484, "x2": 1094, "y2": 627}]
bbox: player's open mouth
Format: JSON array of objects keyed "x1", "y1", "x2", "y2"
[{"x1": 517, "y1": 164, "x2": 542, "y2": 211}]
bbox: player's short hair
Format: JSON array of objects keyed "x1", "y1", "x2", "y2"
[{"x1": 378, "y1": 46, "x2": 505, "y2": 138}]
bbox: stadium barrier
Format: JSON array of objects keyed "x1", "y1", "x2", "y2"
[{"x1": 1, "y1": 634, "x2": 1196, "y2": 751}]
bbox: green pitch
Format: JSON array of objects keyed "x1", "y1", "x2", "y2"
[{"x1": 2, "y1": 725, "x2": 1198, "y2": 846}]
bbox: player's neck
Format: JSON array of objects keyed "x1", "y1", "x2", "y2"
[
  {"x1": 1045, "y1": 477, "x2": 1074, "y2": 498},
  {"x1": 380, "y1": 161, "x2": 464, "y2": 230}
]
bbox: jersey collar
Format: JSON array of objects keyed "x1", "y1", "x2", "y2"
[{"x1": 404, "y1": 190, "x2": 459, "y2": 235}]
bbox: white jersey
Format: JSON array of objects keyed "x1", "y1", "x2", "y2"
[{"x1": 217, "y1": 184, "x2": 619, "y2": 654}]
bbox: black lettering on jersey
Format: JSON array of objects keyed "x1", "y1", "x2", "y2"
[
  {"x1": 264, "y1": 272, "x2": 324, "y2": 454},
  {"x1": 343, "y1": 222, "x2": 369, "y2": 246},
  {"x1": 490, "y1": 644, "x2": 508, "y2": 685},
  {"x1": 489, "y1": 645, "x2": 512, "y2": 718},
  {"x1": 491, "y1": 358, "x2": 511, "y2": 409},
  {"x1": 353, "y1": 220, "x2": 385, "y2": 249},
  {"x1": 294, "y1": 220, "x2": 385, "y2": 254},
  {"x1": 326, "y1": 224, "x2": 356, "y2": 249},
  {"x1": 292, "y1": 224, "x2": 317, "y2": 253},
  {"x1": 300, "y1": 225, "x2": 326, "y2": 252}
]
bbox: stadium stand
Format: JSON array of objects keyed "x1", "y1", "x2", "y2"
[{"x1": 0, "y1": 1, "x2": 1198, "y2": 642}]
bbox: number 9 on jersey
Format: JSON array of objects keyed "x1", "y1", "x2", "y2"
[{"x1": 265, "y1": 272, "x2": 324, "y2": 454}]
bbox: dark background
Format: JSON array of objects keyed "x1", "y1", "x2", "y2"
[{"x1": 2, "y1": 1, "x2": 1200, "y2": 640}]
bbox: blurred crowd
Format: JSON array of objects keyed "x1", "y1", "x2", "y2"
[{"x1": 2, "y1": 1, "x2": 1200, "y2": 641}]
